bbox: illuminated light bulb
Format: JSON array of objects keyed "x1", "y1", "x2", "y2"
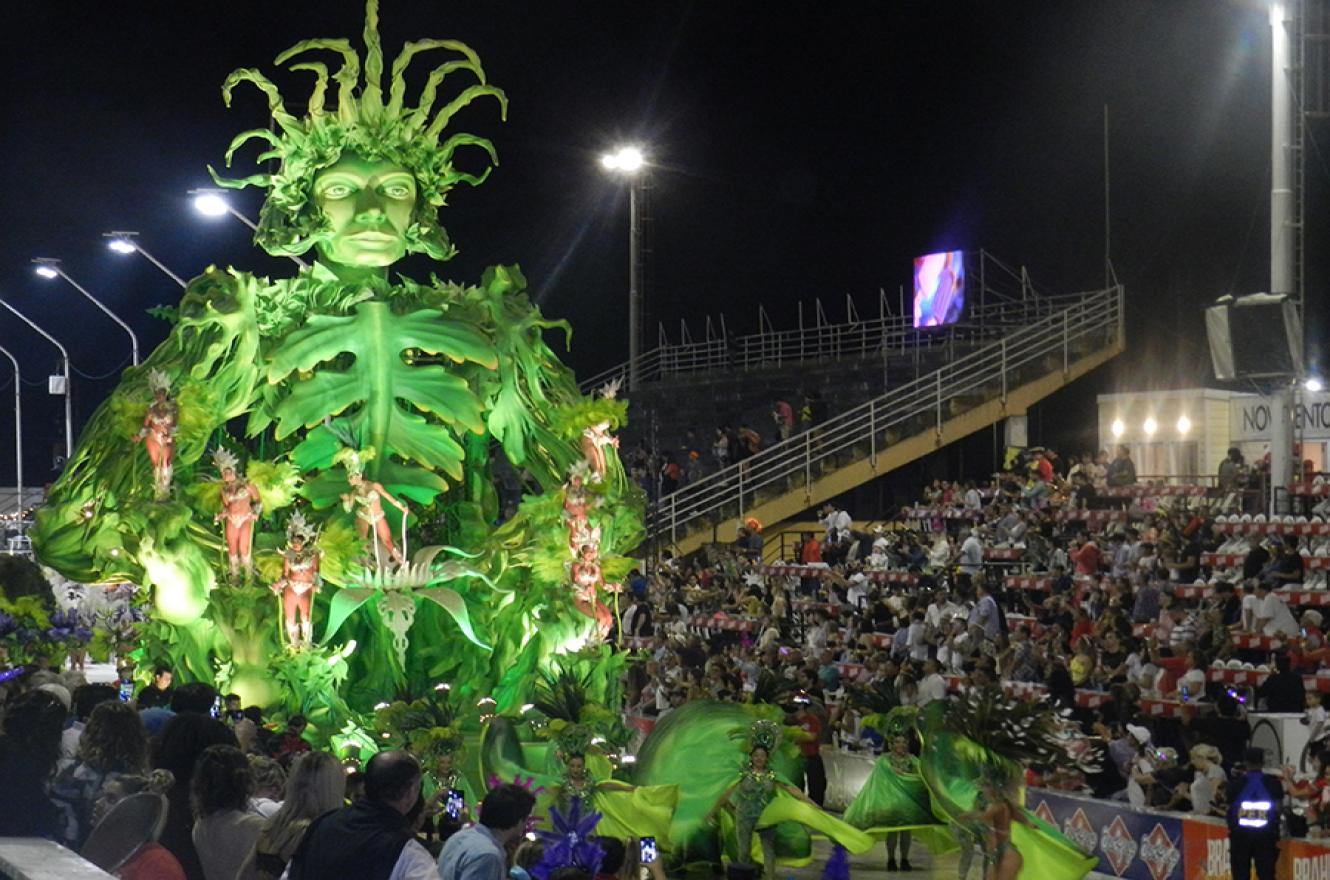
[
  {"x1": 1110, "y1": 419, "x2": 1125, "y2": 439},
  {"x1": 1176, "y1": 415, "x2": 1191, "y2": 435},
  {"x1": 193, "y1": 193, "x2": 231, "y2": 217},
  {"x1": 107, "y1": 239, "x2": 137, "y2": 254},
  {"x1": 374, "y1": 702, "x2": 390, "y2": 710},
  {"x1": 1143, "y1": 417, "x2": 1157, "y2": 436},
  {"x1": 34, "y1": 265, "x2": 58, "y2": 279}
]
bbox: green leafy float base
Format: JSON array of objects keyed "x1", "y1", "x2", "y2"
[{"x1": 30, "y1": 0, "x2": 644, "y2": 731}]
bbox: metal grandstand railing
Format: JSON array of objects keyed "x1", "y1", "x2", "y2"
[
  {"x1": 649, "y1": 285, "x2": 1125, "y2": 544},
  {"x1": 578, "y1": 291, "x2": 1098, "y2": 393},
  {"x1": 578, "y1": 251, "x2": 1081, "y2": 392}
]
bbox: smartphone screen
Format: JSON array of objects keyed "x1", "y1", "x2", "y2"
[
  {"x1": 211, "y1": 696, "x2": 221, "y2": 719},
  {"x1": 639, "y1": 836, "x2": 657, "y2": 864},
  {"x1": 445, "y1": 788, "x2": 464, "y2": 821},
  {"x1": 118, "y1": 679, "x2": 134, "y2": 702}
]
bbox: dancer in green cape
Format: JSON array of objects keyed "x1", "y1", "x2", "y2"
[
  {"x1": 844, "y1": 729, "x2": 957, "y2": 869},
  {"x1": 913, "y1": 690, "x2": 1097, "y2": 880}
]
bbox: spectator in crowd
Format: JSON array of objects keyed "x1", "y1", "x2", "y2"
[
  {"x1": 152, "y1": 713, "x2": 238, "y2": 879},
  {"x1": 52, "y1": 700, "x2": 150, "y2": 847},
  {"x1": 268, "y1": 715, "x2": 312, "y2": 767},
  {"x1": 137, "y1": 665, "x2": 175, "y2": 709},
  {"x1": 290, "y1": 750, "x2": 437, "y2": 880},
  {"x1": 253, "y1": 751, "x2": 345, "y2": 880},
  {"x1": 439, "y1": 782, "x2": 538, "y2": 880},
  {"x1": 171, "y1": 682, "x2": 220, "y2": 716},
  {"x1": 247, "y1": 755, "x2": 287, "y2": 818},
  {"x1": 191, "y1": 744, "x2": 264, "y2": 880},
  {"x1": 0, "y1": 689, "x2": 67, "y2": 838},
  {"x1": 1106, "y1": 445, "x2": 1137, "y2": 487}
]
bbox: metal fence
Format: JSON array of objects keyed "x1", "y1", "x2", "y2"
[
  {"x1": 648, "y1": 286, "x2": 1125, "y2": 544},
  {"x1": 578, "y1": 291, "x2": 1102, "y2": 393}
]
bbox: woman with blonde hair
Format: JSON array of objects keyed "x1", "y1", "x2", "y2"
[{"x1": 252, "y1": 751, "x2": 346, "y2": 880}]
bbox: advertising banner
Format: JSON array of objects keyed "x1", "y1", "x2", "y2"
[
  {"x1": 1181, "y1": 816, "x2": 1230, "y2": 880},
  {"x1": 1281, "y1": 837, "x2": 1330, "y2": 880},
  {"x1": 1028, "y1": 790, "x2": 1183, "y2": 880}
]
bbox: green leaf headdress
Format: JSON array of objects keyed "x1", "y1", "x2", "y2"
[
  {"x1": 741, "y1": 719, "x2": 782, "y2": 754},
  {"x1": 212, "y1": 0, "x2": 508, "y2": 262}
]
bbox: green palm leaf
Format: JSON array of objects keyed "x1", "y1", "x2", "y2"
[{"x1": 267, "y1": 302, "x2": 496, "y2": 494}]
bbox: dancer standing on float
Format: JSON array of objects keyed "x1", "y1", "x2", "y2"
[
  {"x1": 271, "y1": 512, "x2": 320, "y2": 648},
  {"x1": 132, "y1": 370, "x2": 177, "y2": 499},
  {"x1": 212, "y1": 448, "x2": 261, "y2": 580},
  {"x1": 337, "y1": 447, "x2": 409, "y2": 566}
]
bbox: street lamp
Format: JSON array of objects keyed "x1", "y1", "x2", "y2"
[
  {"x1": 0, "y1": 296, "x2": 72, "y2": 460},
  {"x1": 32, "y1": 258, "x2": 139, "y2": 366},
  {"x1": 104, "y1": 232, "x2": 187, "y2": 289},
  {"x1": 189, "y1": 188, "x2": 308, "y2": 269},
  {"x1": 600, "y1": 145, "x2": 647, "y2": 390},
  {"x1": 0, "y1": 343, "x2": 22, "y2": 530}
]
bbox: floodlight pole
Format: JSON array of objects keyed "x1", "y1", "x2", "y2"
[
  {"x1": 628, "y1": 176, "x2": 643, "y2": 391},
  {"x1": 105, "y1": 233, "x2": 187, "y2": 289},
  {"x1": 0, "y1": 298, "x2": 72, "y2": 460},
  {"x1": 34, "y1": 260, "x2": 139, "y2": 367},
  {"x1": 0, "y1": 344, "x2": 22, "y2": 529}
]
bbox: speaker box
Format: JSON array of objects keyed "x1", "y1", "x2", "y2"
[{"x1": 1205, "y1": 293, "x2": 1303, "y2": 380}]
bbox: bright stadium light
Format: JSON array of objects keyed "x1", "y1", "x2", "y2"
[
  {"x1": 1111, "y1": 418, "x2": 1125, "y2": 439},
  {"x1": 1143, "y1": 417, "x2": 1158, "y2": 436},
  {"x1": 193, "y1": 192, "x2": 232, "y2": 217},
  {"x1": 104, "y1": 232, "x2": 187, "y2": 288},
  {"x1": 33, "y1": 264, "x2": 58, "y2": 279},
  {"x1": 601, "y1": 146, "x2": 645, "y2": 173},
  {"x1": 1176, "y1": 415, "x2": 1191, "y2": 435},
  {"x1": 1306, "y1": 378, "x2": 1323, "y2": 393},
  {"x1": 106, "y1": 238, "x2": 137, "y2": 255}
]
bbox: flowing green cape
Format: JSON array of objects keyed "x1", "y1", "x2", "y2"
[
  {"x1": 915, "y1": 703, "x2": 1096, "y2": 880},
  {"x1": 632, "y1": 701, "x2": 873, "y2": 866},
  {"x1": 479, "y1": 717, "x2": 679, "y2": 848},
  {"x1": 843, "y1": 754, "x2": 957, "y2": 854}
]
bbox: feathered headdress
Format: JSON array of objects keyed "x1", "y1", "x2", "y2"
[
  {"x1": 941, "y1": 685, "x2": 1091, "y2": 775},
  {"x1": 332, "y1": 445, "x2": 376, "y2": 478},
  {"x1": 286, "y1": 511, "x2": 318, "y2": 542},
  {"x1": 212, "y1": 447, "x2": 240, "y2": 474},
  {"x1": 211, "y1": 0, "x2": 507, "y2": 261},
  {"x1": 745, "y1": 719, "x2": 782, "y2": 753},
  {"x1": 147, "y1": 369, "x2": 171, "y2": 393}
]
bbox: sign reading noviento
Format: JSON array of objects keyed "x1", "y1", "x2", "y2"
[{"x1": 1230, "y1": 393, "x2": 1330, "y2": 443}]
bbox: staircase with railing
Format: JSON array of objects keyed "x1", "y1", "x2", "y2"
[{"x1": 648, "y1": 285, "x2": 1125, "y2": 553}]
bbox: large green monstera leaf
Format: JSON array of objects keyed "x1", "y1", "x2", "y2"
[{"x1": 267, "y1": 301, "x2": 497, "y2": 500}]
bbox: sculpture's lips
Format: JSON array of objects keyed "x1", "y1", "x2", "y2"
[{"x1": 348, "y1": 230, "x2": 398, "y2": 243}]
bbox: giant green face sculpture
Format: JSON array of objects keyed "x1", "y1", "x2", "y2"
[{"x1": 313, "y1": 153, "x2": 418, "y2": 267}]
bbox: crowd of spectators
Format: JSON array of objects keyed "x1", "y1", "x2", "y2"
[
  {"x1": 10, "y1": 440, "x2": 1330, "y2": 877},
  {"x1": 622, "y1": 392, "x2": 828, "y2": 500}
]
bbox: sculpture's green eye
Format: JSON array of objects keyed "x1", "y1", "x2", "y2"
[
  {"x1": 320, "y1": 182, "x2": 355, "y2": 200},
  {"x1": 383, "y1": 182, "x2": 414, "y2": 199}
]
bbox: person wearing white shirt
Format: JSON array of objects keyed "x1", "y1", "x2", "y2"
[
  {"x1": 905, "y1": 613, "x2": 929, "y2": 662},
  {"x1": 1254, "y1": 582, "x2": 1300, "y2": 636},
  {"x1": 846, "y1": 575, "x2": 870, "y2": 610},
  {"x1": 820, "y1": 504, "x2": 853, "y2": 542},
  {"x1": 957, "y1": 530, "x2": 984, "y2": 576},
  {"x1": 963, "y1": 484, "x2": 982, "y2": 510},
  {"x1": 917, "y1": 661, "x2": 948, "y2": 706}
]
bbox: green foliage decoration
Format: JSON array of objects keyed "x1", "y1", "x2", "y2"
[{"x1": 29, "y1": 0, "x2": 644, "y2": 733}]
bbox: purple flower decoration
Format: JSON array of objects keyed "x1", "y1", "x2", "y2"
[
  {"x1": 531, "y1": 797, "x2": 604, "y2": 880},
  {"x1": 0, "y1": 612, "x2": 16, "y2": 639}
]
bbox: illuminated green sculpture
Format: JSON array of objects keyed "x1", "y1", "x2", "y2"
[{"x1": 31, "y1": 0, "x2": 643, "y2": 723}]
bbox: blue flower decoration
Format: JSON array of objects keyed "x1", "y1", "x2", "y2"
[{"x1": 531, "y1": 796, "x2": 605, "y2": 880}]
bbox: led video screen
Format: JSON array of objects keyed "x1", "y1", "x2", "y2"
[{"x1": 913, "y1": 250, "x2": 966, "y2": 328}]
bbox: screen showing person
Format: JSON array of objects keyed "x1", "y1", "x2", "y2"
[
  {"x1": 913, "y1": 250, "x2": 966, "y2": 328},
  {"x1": 639, "y1": 836, "x2": 657, "y2": 864}
]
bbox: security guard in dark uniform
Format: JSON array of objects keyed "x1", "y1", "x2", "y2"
[{"x1": 1226, "y1": 746, "x2": 1283, "y2": 880}]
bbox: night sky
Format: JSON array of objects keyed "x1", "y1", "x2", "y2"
[{"x1": 0, "y1": 1, "x2": 1324, "y2": 485}]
